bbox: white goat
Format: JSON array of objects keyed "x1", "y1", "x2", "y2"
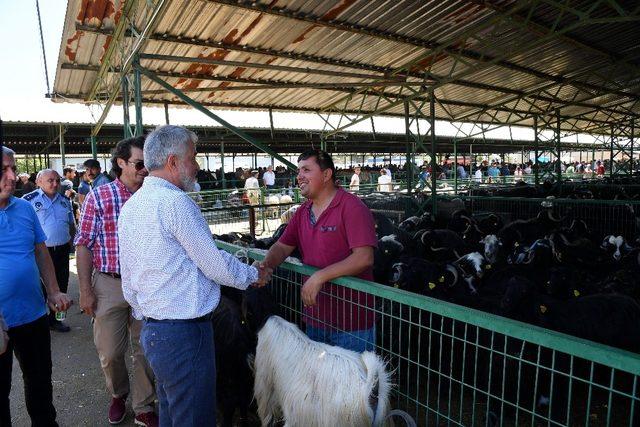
[{"x1": 254, "y1": 316, "x2": 391, "y2": 427}]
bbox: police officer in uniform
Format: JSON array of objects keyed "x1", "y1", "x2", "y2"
[{"x1": 23, "y1": 169, "x2": 76, "y2": 332}]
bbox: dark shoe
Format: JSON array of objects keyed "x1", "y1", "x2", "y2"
[
  {"x1": 50, "y1": 320, "x2": 71, "y2": 333},
  {"x1": 135, "y1": 412, "x2": 159, "y2": 427},
  {"x1": 108, "y1": 395, "x2": 127, "y2": 424}
]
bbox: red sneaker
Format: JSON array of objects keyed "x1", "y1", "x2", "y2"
[
  {"x1": 135, "y1": 412, "x2": 159, "y2": 427},
  {"x1": 108, "y1": 395, "x2": 127, "y2": 424}
]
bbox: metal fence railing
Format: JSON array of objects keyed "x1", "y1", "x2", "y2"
[{"x1": 216, "y1": 241, "x2": 640, "y2": 427}]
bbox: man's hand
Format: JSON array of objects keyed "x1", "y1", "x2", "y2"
[
  {"x1": 0, "y1": 330, "x2": 8, "y2": 356},
  {"x1": 79, "y1": 287, "x2": 97, "y2": 317},
  {"x1": 47, "y1": 291, "x2": 73, "y2": 313},
  {"x1": 301, "y1": 273, "x2": 324, "y2": 307},
  {"x1": 252, "y1": 262, "x2": 273, "y2": 288}
]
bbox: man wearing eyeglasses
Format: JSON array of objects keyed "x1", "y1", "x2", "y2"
[
  {"x1": 23, "y1": 169, "x2": 76, "y2": 332},
  {"x1": 75, "y1": 136, "x2": 158, "y2": 426}
]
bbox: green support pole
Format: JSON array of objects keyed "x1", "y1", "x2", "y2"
[
  {"x1": 430, "y1": 91, "x2": 437, "y2": 216},
  {"x1": 122, "y1": 74, "x2": 132, "y2": 139},
  {"x1": 134, "y1": 58, "x2": 143, "y2": 137},
  {"x1": 164, "y1": 102, "x2": 170, "y2": 125},
  {"x1": 534, "y1": 116, "x2": 540, "y2": 186},
  {"x1": 556, "y1": 110, "x2": 562, "y2": 193},
  {"x1": 91, "y1": 135, "x2": 97, "y2": 160},
  {"x1": 631, "y1": 120, "x2": 635, "y2": 175},
  {"x1": 221, "y1": 139, "x2": 226, "y2": 189},
  {"x1": 610, "y1": 125, "x2": 615, "y2": 178},
  {"x1": 453, "y1": 139, "x2": 458, "y2": 194},
  {"x1": 469, "y1": 144, "x2": 473, "y2": 179},
  {"x1": 138, "y1": 66, "x2": 296, "y2": 170},
  {"x1": 403, "y1": 100, "x2": 412, "y2": 193},
  {"x1": 59, "y1": 124, "x2": 65, "y2": 168}
]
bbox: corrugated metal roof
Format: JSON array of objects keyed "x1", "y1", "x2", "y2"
[{"x1": 52, "y1": 0, "x2": 640, "y2": 136}]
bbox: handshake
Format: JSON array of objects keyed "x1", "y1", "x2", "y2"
[{"x1": 251, "y1": 262, "x2": 273, "y2": 288}]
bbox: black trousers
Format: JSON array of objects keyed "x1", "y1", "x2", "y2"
[
  {"x1": 0, "y1": 315, "x2": 58, "y2": 426},
  {"x1": 44, "y1": 244, "x2": 70, "y2": 324},
  {"x1": 47, "y1": 244, "x2": 70, "y2": 294}
]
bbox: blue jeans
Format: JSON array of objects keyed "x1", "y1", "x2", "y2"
[
  {"x1": 140, "y1": 320, "x2": 216, "y2": 427},
  {"x1": 306, "y1": 325, "x2": 376, "y2": 352}
]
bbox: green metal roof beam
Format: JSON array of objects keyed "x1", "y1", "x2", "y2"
[{"x1": 136, "y1": 66, "x2": 297, "y2": 171}]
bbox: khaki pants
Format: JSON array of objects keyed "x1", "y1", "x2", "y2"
[{"x1": 93, "y1": 272, "x2": 156, "y2": 414}]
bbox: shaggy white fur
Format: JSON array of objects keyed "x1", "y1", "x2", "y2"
[{"x1": 254, "y1": 316, "x2": 391, "y2": 427}]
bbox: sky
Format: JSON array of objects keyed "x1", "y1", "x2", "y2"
[{"x1": 0, "y1": 1, "x2": 596, "y2": 144}]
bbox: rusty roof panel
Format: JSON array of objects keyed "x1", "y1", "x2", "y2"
[{"x1": 52, "y1": 0, "x2": 640, "y2": 135}]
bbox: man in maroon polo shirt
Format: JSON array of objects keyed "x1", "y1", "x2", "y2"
[{"x1": 262, "y1": 149, "x2": 377, "y2": 352}]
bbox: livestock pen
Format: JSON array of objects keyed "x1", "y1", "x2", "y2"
[{"x1": 217, "y1": 241, "x2": 640, "y2": 427}]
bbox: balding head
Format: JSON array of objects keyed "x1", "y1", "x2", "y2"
[{"x1": 36, "y1": 169, "x2": 61, "y2": 198}]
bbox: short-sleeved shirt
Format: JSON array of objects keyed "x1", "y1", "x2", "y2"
[
  {"x1": 23, "y1": 189, "x2": 75, "y2": 247},
  {"x1": 279, "y1": 188, "x2": 377, "y2": 331},
  {"x1": 349, "y1": 174, "x2": 360, "y2": 191},
  {"x1": 0, "y1": 197, "x2": 48, "y2": 328},
  {"x1": 263, "y1": 171, "x2": 276, "y2": 186}
]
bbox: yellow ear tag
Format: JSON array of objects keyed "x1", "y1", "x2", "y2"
[
  {"x1": 394, "y1": 284, "x2": 399, "y2": 289},
  {"x1": 514, "y1": 242, "x2": 519, "y2": 247},
  {"x1": 573, "y1": 289, "x2": 581, "y2": 297},
  {"x1": 539, "y1": 305, "x2": 547, "y2": 314},
  {"x1": 485, "y1": 264, "x2": 492, "y2": 270},
  {"x1": 428, "y1": 282, "x2": 436, "y2": 290},
  {"x1": 439, "y1": 276, "x2": 445, "y2": 283}
]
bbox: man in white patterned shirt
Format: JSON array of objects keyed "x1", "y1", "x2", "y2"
[{"x1": 118, "y1": 125, "x2": 271, "y2": 427}]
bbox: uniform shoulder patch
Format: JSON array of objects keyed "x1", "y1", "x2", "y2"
[{"x1": 23, "y1": 191, "x2": 39, "y2": 201}]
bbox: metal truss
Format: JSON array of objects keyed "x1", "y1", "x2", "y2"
[
  {"x1": 134, "y1": 64, "x2": 296, "y2": 170},
  {"x1": 610, "y1": 119, "x2": 635, "y2": 177},
  {"x1": 317, "y1": 0, "x2": 640, "y2": 140},
  {"x1": 533, "y1": 113, "x2": 563, "y2": 186},
  {"x1": 86, "y1": 0, "x2": 170, "y2": 138}
]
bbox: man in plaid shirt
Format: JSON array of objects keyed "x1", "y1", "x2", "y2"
[{"x1": 74, "y1": 136, "x2": 157, "y2": 426}]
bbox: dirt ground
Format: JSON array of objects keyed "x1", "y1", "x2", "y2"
[{"x1": 9, "y1": 258, "x2": 138, "y2": 427}]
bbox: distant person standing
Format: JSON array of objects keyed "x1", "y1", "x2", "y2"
[
  {"x1": 596, "y1": 160, "x2": 605, "y2": 176},
  {"x1": 83, "y1": 158, "x2": 111, "y2": 189},
  {"x1": 263, "y1": 164, "x2": 276, "y2": 189},
  {"x1": 60, "y1": 166, "x2": 77, "y2": 198},
  {"x1": 23, "y1": 169, "x2": 76, "y2": 333},
  {"x1": 377, "y1": 169, "x2": 392, "y2": 192},
  {"x1": 0, "y1": 147, "x2": 72, "y2": 427},
  {"x1": 349, "y1": 166, "x2": 361, "y2": 191},
  {"x1": 474, "y1": 167, "x2": 483, "y2": 183},
  {"x1": 456, "y1": 163, "x2": 468, "y2": 179},
  {"x1": 77, "y1": 170, "x2": 91, "y2": 205},
  {"x1": 18, "y1": 172, "x2": 36, "y2": 195},
  {"x1": 244, "y1": 170, "x2": 260, "y2": 205},
  {"x1": 75, "y1": 137, "x2": 157, "y2": 426}
]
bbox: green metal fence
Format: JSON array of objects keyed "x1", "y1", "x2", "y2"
[
  {"x1": 217, "y1": 241, "x2": 640, "y2": 427},
  {"x1": 202, "y1": 202, "x2": 295, "y2": 237}
]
